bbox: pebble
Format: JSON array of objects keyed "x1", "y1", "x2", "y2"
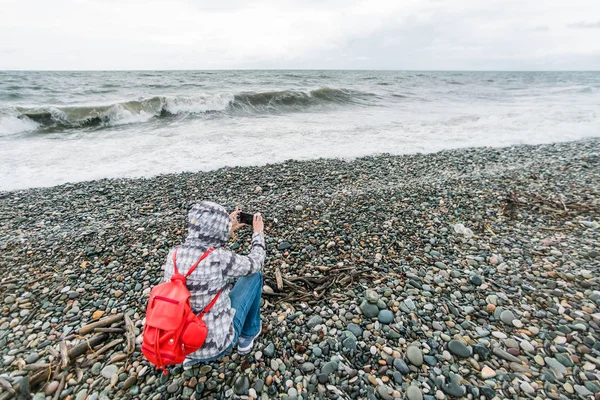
[
  {"x1": 500, "y1": 310, "x2": 516, "y2": 325},
  {"x1": 378, "y1": 310, "x2": 394, "y2": 324},
  {"x1": 448, "y1": 340, "x2": 472, "y2": 358},
  {"x1": 406, "y1": 385, "x2": 424, "y2": 400},
  {"x1": 406, "y1": 346, "x2": 423, "y2": 367},
  {"x1": 481, "y1": 366, "x2": 496, "y2": 379},
  {"x1": 263, "y1": 343, "x2": 275, "y2": 358},
  {"x1": 0, "y1": 139, "x2": 598, "y2": 400},
  {"x1": 234, "y1": 376, "x2": 250, "y2": 395},
  {"x1": 100, "y1": 365, "x2": 118, "y2": 379}
]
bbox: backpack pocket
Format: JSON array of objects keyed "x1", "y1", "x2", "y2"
[
  {"x1": 181, "y1": 317, "x2": 208, "y2": 350},
  {"x1": 146, "y1": 295, "x2": 182, "y2": 330}
]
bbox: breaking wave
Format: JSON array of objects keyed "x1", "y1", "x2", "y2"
[{"x1": 0, "y1": 88, "x2": 375, "y2": 134}]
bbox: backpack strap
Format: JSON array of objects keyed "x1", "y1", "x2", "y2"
[
  {"x1": 172, "y1": 247, "x2": 221, "y2": 315},
  {"x1": 172, "y1": 247, "x2": 215, "y2": 277},
  {"x1": 200, "y1": 288, "x2": 222, "y2": 316}
]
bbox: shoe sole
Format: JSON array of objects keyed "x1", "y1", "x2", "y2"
[
  {"x1": 238, "y1": 325, "x2": 261, "y2": 355},
  {"x1": 238, "y1": 339, "x2": 255, "y2": 355}
]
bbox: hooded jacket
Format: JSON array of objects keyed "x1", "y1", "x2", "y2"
[{"x1": 162, "y1": 201, "x2": 266, "y2": 360}]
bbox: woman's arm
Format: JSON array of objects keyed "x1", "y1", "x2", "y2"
[{"x1": 222, "y1": 214, "x2": 266, "y2": 279}]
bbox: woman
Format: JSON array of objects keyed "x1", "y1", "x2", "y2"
[{"x1": 162, "y1": 201, "x2": 265, "y2": 366}]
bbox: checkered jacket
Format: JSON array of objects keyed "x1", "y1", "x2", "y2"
[{"x1": 162, "y1": 201, "x2": 266, "y2": 360}]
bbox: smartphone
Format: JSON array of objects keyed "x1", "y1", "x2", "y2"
[{"x1": 238, "y1": 212, "x2": 254, "y2": 226}]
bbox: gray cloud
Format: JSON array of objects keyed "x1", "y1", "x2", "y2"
[
  {"x1": 0, "y1": 0, "x2": 599, "y2": 70},
  {"x1": 568, "y1": 21, "x2": 600, "y2": 29}
]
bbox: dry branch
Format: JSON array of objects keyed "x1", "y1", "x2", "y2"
[
  {"x1": 78, "y1": 313, "x2": 124, "y2": 335},
  {"x1": 124, "y1": 314, "x2": 136, "y2": 354}
]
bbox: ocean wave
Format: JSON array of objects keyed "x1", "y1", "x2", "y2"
[{"x1": 0, "y1": 88, "x2": 374, "y2": 134}]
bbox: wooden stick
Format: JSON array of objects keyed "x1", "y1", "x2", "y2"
[
  {"x1": 52, "y1": 372, "x2": 67, "y2": 400},
  {"x1": 124, "y1": 314, "x2": 136, "y2": 355},
  {"x1": 275, "y1": 267, "x2": 283, "y2": 291},
  {"x1": 262, "y1": 291, "x2": 287, "y2": 297},
  {"x1": 94, "y1": 328, "x2": 125, "y2": 334},
  {"x1": 0, "y1": 378, "x2": 15, "y2": 395},
  {"x1": 78, "y1": 313, "x2": 124, "y2": 335},
  {"x1": 59, "y1": 341, "x2": 69, "y2": 369},
  {"x1": 94, "y1": 338, "x2": 124, "y2": 357},
  {"x1": 23, "y1": 363, "x2": 50, "y2": 371},
  {"x1": 68, "y1": 334, "x2": 110, "y2": 359}
]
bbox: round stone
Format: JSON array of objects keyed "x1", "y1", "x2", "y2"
[
  {"x1": 234, "y1": 376, "x2": 250, "y2": 395},
  {"x1": 360, "y1": 301, "x2": 380, "y2": 318},
  {"x1": 100, "y1": 365, "x2": 118, "y2": 379},
  {"x1": 406, "y1": 346, "x2": 423, "y2": 367},
  {"x1": 307, "y1": 315, "x2": 323, "y2": 328},
  {"x1": 365, "y1": 289, "x2": 380, "y2": 304},
  {"x1": 481, "y1": 366, "x2": 496, "y2": 379},
  {"x1": 406, "y1": 386, "x2": 423, "y2": 400},
  {"x1": 500, "y1": 310, "x2": 516, "y2": 325},
  {"x1": 378, "y1": 310, "x2": 394, "y2": 324},
  {"x1": 447, "y1": 340, "x2": 472, "y2": 358}
]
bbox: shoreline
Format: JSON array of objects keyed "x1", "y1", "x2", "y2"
[
  {"x1": 1, "y1": 138, "x2": 599, "y2": 400},
  {"x1": 2, "y1": 137, "x2": 599, "y2": 194}
]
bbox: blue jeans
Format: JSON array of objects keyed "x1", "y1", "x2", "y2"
[{"x1": 195, "y1": 271, "x2": 263, "y2": 362}]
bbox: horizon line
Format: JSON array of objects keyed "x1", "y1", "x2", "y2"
[{"x1": 1, "y1": 68, "x2": 600, "y2": 73}]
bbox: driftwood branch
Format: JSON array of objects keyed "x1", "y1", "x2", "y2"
[
  {"x1": 124, "y1": 314, "x2": 136, "y2": 355},
  {"x1": 78, "y1": 313, "x2": 124, "y2": 335},
  {"x1": 0, "y1": 333, "x2": 110, "y2": 400},
  {"x1": 69, "y1": 334, "x2": 110, "y2": 359},
  {"x1": 59, "y1": 341, "x2": 69, "y2": 369}
]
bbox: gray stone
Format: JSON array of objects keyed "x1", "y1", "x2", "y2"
[
  {"x1": 406, "y1": 385, "x2": 424, "y2": 400},
  {"x1": 406, "y1": 346, "x2": 423, "y2": 367},
  {"x1": 347, "y1": 323, "x2": 362, "y2": 337},
  {"x1": 393, "y1": 358, "x2": 410, "y2": 374},
  {"x1": 24, "y1": 352, "x2": 39, "y2": 364},
  {"x1": 573, "y1": 385, "x2": 592, "y2": 396},
  {"x1": 545, "y1": 357, "x2": 567, "y2": 375},
  {"x1": 377, "y1": 385, "x2": 392, "y2": 400},
  {"x1": 263, "y1": 343, "x2": 275, "y2": 358},
  {"x1": 500, "y1": 310, "x2": 515, "y2": 325},
  {"x1": 448, "y1": 340, "x2": 472, "y2": 358},
  {"x1": 321, "y1": 360, "x2": 338, "y2": 375},
  {"x1": 277, "y1": 241, "x2": 291, "y2": 250},
  {"x1": 167, "y1": 383, "x2": 179, "y2": 394},
  {"x1": 301, "y1": 362, "x2": 315, "y2": 373},
  {"x1": 378, "y1": 310, "x2": 394, "y2": 324},
  {"x1": 234, "y1": 376, "x2": 250, "y2": 395},
  {"x1": 442, "y1": 382, "x2": 466, "y2": 398},
  {"x1": 360, "y1": 301, "x2": 379, "y2": 318},
  {"x1": 555, "y1": 353, "x2": 574, "y2": 368},
  {"x1": 75, "y1": 389, "x2": 88, "y2": 400},
  {"x1": 100, "y1": 365, "x2": 118, "y2": 379},
  {"x1": 288, "y1": 388, "x2": 298, "y2": 400},
  {"x1": 365, "y1": 289, "x2": 380, "y2": 303},
  {"x1": 492, "y1": 347, "x2": 521, "y2": 363},
  {"x1": 307, "y1": 315, "x2": 323, "y2": 328}
]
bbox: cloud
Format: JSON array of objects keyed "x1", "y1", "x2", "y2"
[
  {"x1": 0, "y1": 0, "x2": 599, "y2": 70},
  {"x1": 568, "y1": 21, "x2": 600, "y2": 29}
]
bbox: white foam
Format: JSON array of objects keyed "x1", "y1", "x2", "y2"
[
  {"x1": 163, "y1": 93, "x2": 234, "y2": 114},
  {"x1": 107, "y1": 104, "x2": 156, "y2": 126},
  {"x1": 0, "y1": 113, "x2": 39, "y2": 136}
]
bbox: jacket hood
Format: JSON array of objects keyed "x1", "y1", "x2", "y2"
[{"x1": 185, "y1": 201, "x2": 231, "y2": 248}]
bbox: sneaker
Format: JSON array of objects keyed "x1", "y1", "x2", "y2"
[
  {"x1": 238, "y1": 325, "x2": 261, "y2": 355},
  {"x1": 183, "y1": 357, "x2": 203, "y2": 369}
]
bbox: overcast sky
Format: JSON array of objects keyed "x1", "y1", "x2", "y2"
[{"x1": 1, "y1": 0, "x2": 599, "y2": 70}]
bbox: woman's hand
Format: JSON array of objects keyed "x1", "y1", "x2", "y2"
[
  {"x1": 253, "y1": 213, "x2": 264, "y2": 234},
  {"x1": 230, "y1": 208, "x2": 245, "y2": 232}
]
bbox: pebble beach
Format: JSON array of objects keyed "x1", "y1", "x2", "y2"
[{"x1": 1, "y1": 138, "x2": 599, "y2": 400}]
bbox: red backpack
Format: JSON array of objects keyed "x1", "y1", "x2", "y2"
[{"x1": 142, "y1": 247, "x2": 221, "y2": 373}]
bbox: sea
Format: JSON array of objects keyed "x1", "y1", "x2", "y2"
[{"x1": 1, "y1": 70, "x2": 599, "y2": 191}]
